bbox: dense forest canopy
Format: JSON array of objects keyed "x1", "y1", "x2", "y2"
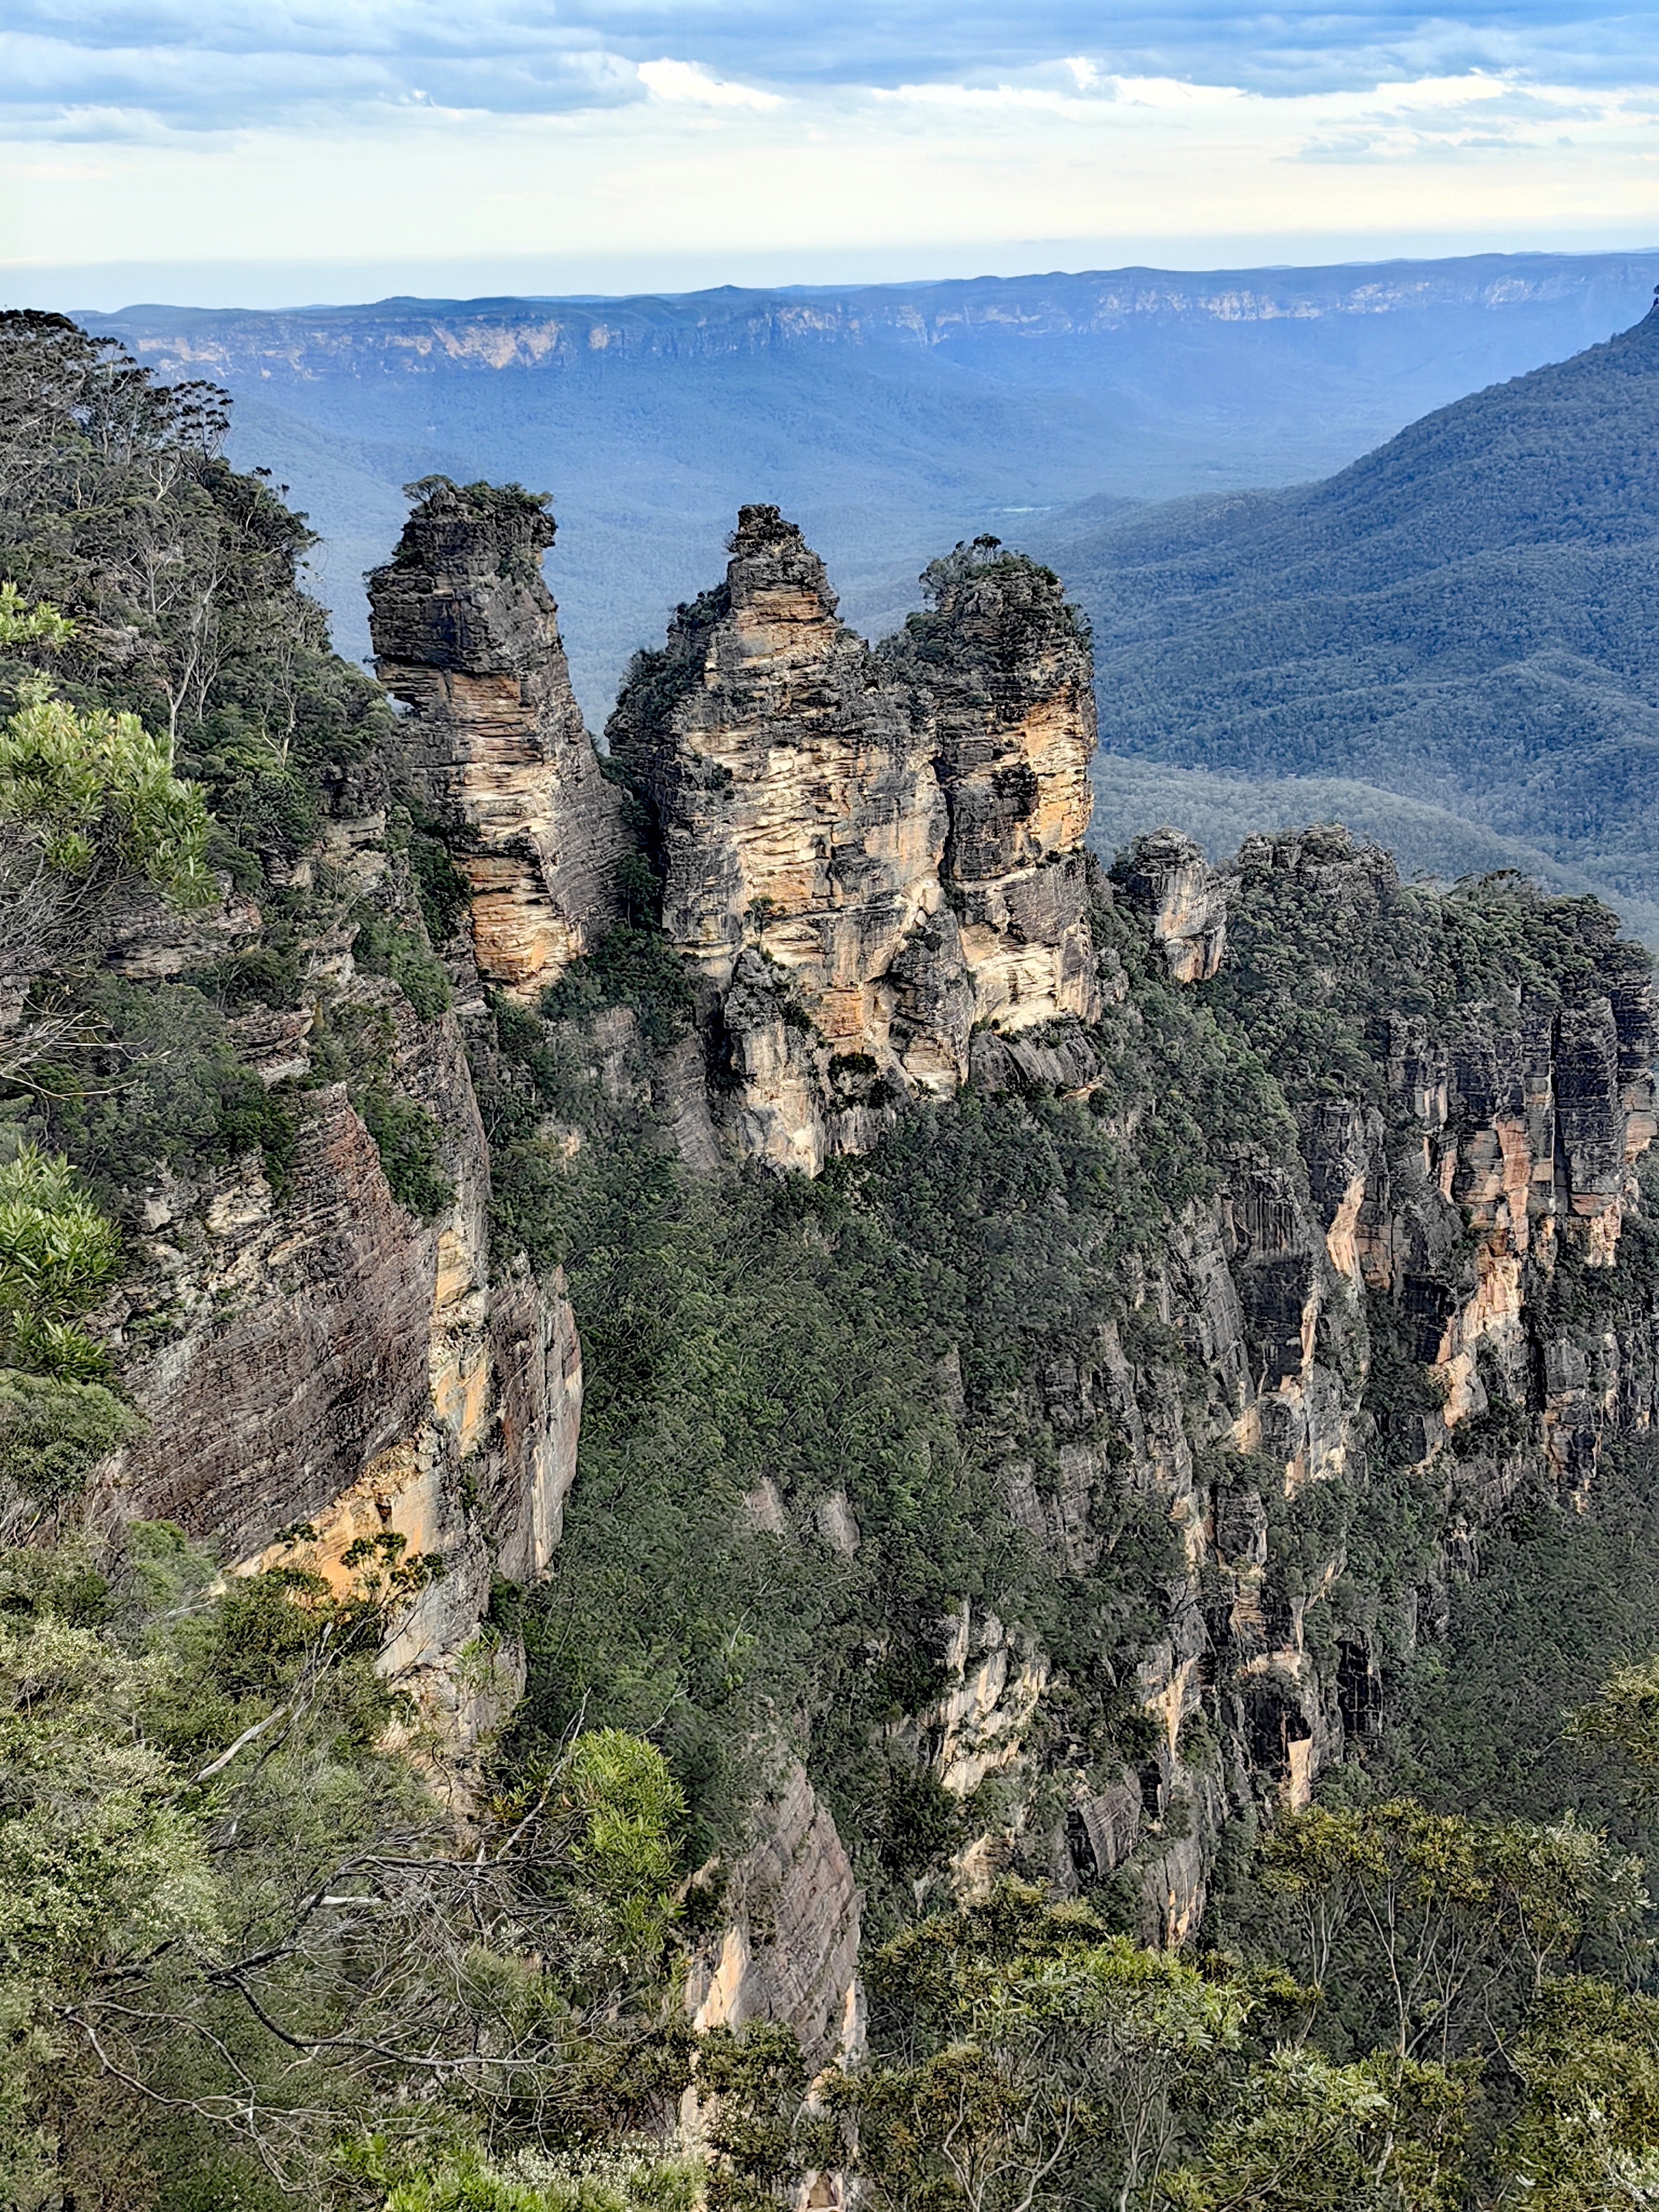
[
  {"x1": 0, "y1": 310, "x2": 1657, "y2": 2211},
  {"x1": 1039, "y1": 301, "x2": 1659, "y2": 943}
]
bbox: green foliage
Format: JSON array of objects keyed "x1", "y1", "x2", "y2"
[
  {"x1": 1256, "y1": 1798, "x2": 1642, "y2": 2063},
  {"x1": 0, "y1": 1370, "x2": 139, "y2": 1500},
  {"x1": 0, "y1": 312, "x2": 392, "y2": 844},
  {"x1": 0, "y1": 1546, "x2": 221, "y2": 2208},
  {"x1": 375, "y1": 2146, "x2": 703, "y2": 2212},
  {"x1": 1499, "y1": 1976, "x2": 1659, "y2": 2207},
  {"x1": 695, "y1": 2021, "x2": 839, "y2": 2212},
  {"x1": 1387, "y1": 1443, "x2": 1659, "y2": 1848},
  {"x1": 1164, "y1": 2047, "x2": 1474, "y2": 2212},
  {"x1": 1566, "y1": 1655, "x2": 1659, "y2": 1804},
  {"x1": 0, "y1": 582, "x2": 71, "y2": 652},
  {"x1": 27, "y1": 977, "x2": 297, "y2": 1199},
  {"x1": 607, "y1": 588, "x2": 731, "y2": 758},
  {"x1": 561, "y1": 1728, "x2": 684, "y2": 1965},
  {"x1": 0, "y1": 1515, "x2": 706, "y2": 2205},
  {"x1": 881, "y1": 1763, "x2": 960, "y2": 1879},
  {"x1": 0, "y1": 1144, "x2": 120, "y2": 1378},
  {"x1": 401, "y1": 476, "x2": 552, "y2": 523},
  {"x1": 842, "y1": 1881, "x2": 1249, "y2": 2212},
  {"x1": 406, "y1": 825, "x2": 474, "y2": 947},
  {"x1": 541, "y1": 925, "x2": 693, "y2": 1049},
  {"x1": 0, "y1": 689, "x2": 211, "y2": 905},
  {"x1": 1197, "y1": 830, "x2": 1647, "y2": 1113},
  {"x1": 890, "y1": 537, "x2": 1091, "y2": 676},
  {"x1": 353, "y1": 904, "x2": 454, "y2": 1021},
  {"x1": 359, "y1": 1085, "x2": 453, "y2": 1219}
]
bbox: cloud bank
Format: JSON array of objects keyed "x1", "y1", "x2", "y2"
[
  {"x1": 1, "y1": 1, "x2": 1651, "y2": 135},
  {"x1": 2, "y1": 2, "x2": 1654, "y2": 285}
]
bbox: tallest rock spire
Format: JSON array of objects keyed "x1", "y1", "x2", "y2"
[
  {"x1": 609, "y1": 509, "x2": 1101, "y2": 1172},
  {"x1": 368, "y1": 478, "x2": 627, "y2": 992}
]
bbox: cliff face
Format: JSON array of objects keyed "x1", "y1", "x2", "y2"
[
  {"x1": 34, "y1": 465, "x2": 1656, "y2": 2086},
  {"x1": 368, "y1": 481, "x2": 627, "y2": 994},
  {"x1": 933, "y1": 830, "x2": 1658, "y2": 1941},
  {"x1": 686, "y1": 1760, "x2": 864, "y2": 2071},
  {"x1": 608, "y1": 511, "x2": 1098, "y2": 1171},
  {"x1": 80, "y1": 753, "x2": 583, "y2": 1791},
  {"x1": 881, "y1": 540, "x2": 1100, "y2": 1033}
]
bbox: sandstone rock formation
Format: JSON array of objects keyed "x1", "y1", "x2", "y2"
[
  {"x1": 81, "y1": 734, "x2": 585, "y2": 1794},
  {"x1": 368, "y1": 479, "x2": 627, "y2": 993},
  {"x1": 1119, "y1": 828, "x2": 1227, "y2": 982},
  {"x1": 685, "y1": 1759, "x2": 864, "y2": 2071},
  {"x1": 608, "y1": 512, "x2": 1099, "y2": 1170},
  {"x1": 912, "y1": 827, "x2": 1657, "y2": 1940},
  {"x1": 44, "y1": 467, "x2": 1658, "y2": 2008},
  {"x1": 883, "y1": 537, "x2": 1100, "y2": 1031}
]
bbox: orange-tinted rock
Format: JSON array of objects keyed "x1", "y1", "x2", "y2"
[
  {"x1": 368, "y1": 481, "x2": 627, "y2": 993},
  {"x1": 611, "y1": 512, "x2": 1100, "y2": 1168}
]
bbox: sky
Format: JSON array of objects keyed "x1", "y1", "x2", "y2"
[{"x1": 3, "y1": 2, "x2": 1657, "y2": 306}]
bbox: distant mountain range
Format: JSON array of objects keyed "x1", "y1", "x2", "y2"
[
  {"x1": 1034, "y1": 298, "x2": 1659, "y2": 942},
  {"x1": 84, "y1": 251, "x2": 1659, "y2": 731}
]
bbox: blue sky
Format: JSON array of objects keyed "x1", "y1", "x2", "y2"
[{"x1": 3, "y1": 3, "x2": 1656, "y2": 303}]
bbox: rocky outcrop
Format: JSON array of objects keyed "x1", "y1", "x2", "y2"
[
  {"x1": 82, "y1": 770, "x2": 584, "y2": 1792},
  {"x1": 368, "y1": 479, "x2": 627, "y2": 993},
  {"x1": 1119, "y1": 829, "x2": 1227, "y2": 982},
  {"x1": 686, "y1": 1759, "x2": 864, "y2": 2071},
  {"x1": 609, "y1": 513, "x2": 1099, "y2": 1171},
  {"x1": 884, "y1": 540, "x2": 1100, "y2": 1033},
  {"x1": 901, "y1": 828, "x2": 1657, "y2": 1942}
]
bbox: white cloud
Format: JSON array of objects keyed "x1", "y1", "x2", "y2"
[
  {"x1": 637, "y1": 60, "x2": 784, "y2": 111},
  {"x1": 1107, "y1": 76, "x2": 1248, "y2": 111},
  {"x1": 4, "y1": 35, "x2": 1657, "y2": 279},
  {"x1": 873, "y1": 81, "x2": 1073, "y2": 111}
]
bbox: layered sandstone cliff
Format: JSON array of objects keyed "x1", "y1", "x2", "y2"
[
  {"x1": 368, "y1": 479, "x2": 627, "y2": 994},
  {"x1": 608, "y1": 511, "x2": 1098, "y2": 1171},
  {"x1": 44, "y1": 474, "x2": 1656, "y2": 2028},
  {"x1": 80, "y1": 744, "x2": 583, "y2": 1792},
  {"x1": 924, "y1": 830, "x2": 1657, "y2": 1940}
]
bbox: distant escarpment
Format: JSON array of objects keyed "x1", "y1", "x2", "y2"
[{"x1": 607, "y1": 508, "x2": 1098, "y2": 1171}]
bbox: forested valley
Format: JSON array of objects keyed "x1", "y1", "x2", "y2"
[
  {"x1": 2, "y1": 309, "x2": 1658, "y2": 2212},
  {"x1": 1041, "y1": 297, "x2": 1659, "y2": 943}
]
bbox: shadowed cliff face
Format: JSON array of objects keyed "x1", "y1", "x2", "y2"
[
  {"x1": 368, "y1": 481, "x2": 627, "y2": 994},
  {"x1": 982, "y1": 829, "x2": 1659, "y2": 1939},
  {"x1": 608, "y1": 509, "x2": 1099, "y2": 1172}
]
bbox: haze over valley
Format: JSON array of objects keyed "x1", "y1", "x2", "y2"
[{"x1": 90, "y1": 247, "x2": 1659, "y2": 940}]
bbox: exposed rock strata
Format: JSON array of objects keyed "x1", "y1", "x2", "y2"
[
  {"x1": 685, "y1": 1759, "x2": 864, "y2": 2070},
  {"x1": 46, "y1": 464, "x2": 1659, "y2": 2030},
  {"x1": 906, "y1": 830, "x2": 1656, "y2": 1941},
  {"x1": 608, "y1": 511, "x2": 1099, "y2": 1171},
  {"x1": 368, "y1": 479, "x2": 627, "y2": 993},
  {"x1": 883, "y1": 540, "x2": 1101, "y2": 1033},
  {"x1": 1119, "y1": 828, "x2": 1227, "y2": 982},
  {"x1": 82, "y1": 776, "x2": 583, "y2": 1791}
]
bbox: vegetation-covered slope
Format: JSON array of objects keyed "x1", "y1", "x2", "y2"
[
  {"x1": 1039, "y1": 303, "x2": 1659, "y2": 941},
  {"x1": 2, "y1": 312, "x2": 1659, "y2": 2212}
]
